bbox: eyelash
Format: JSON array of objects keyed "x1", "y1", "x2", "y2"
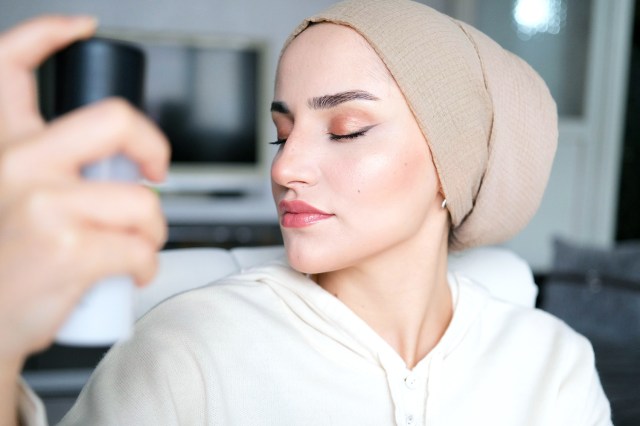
[
  {"x1": 269, "y1": 126, "x2": 373, "y2": 146},
  {"x1": 329, "y1": 128, "x2": 370, "y2": 141}
]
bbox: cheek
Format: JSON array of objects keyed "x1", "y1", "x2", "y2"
[{"x1": 333, "y1": 144, "x2": 433, "y2": 208}]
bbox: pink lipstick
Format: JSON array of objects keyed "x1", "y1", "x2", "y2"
[{"x1": 278, "y1": 200, "x2": 334, "y2": 228}]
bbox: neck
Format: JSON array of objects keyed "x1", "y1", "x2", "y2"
[{"x1": 316, "y1": 217, "x2": 452, "y2": 369}]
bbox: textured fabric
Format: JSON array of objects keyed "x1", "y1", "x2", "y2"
[
  {"x1": 543, "y1": 238, "x2": 640, "y2": 345},
  {"x1": 17, "y1": 261, "x2": 610, "y2": 425},
  {"x1": 283, "y1": 0, "x2": 558, "y2": 250},
  {"x1": 542, "y1": 238, "x2": 640, "y2": 425}
]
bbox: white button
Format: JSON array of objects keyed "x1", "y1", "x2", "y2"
[
  {"x1": 404, "y1": 373, "x2": 418, "y2": 389},
  {"x1": 406, "y1": 414, "x2": 416, "y2": 425}
]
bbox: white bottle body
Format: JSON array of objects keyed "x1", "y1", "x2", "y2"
[{"x1": 55, "y1": 154, "x2": 140, "y2": 346}]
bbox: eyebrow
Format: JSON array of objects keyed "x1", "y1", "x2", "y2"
[
  {"x1": 309, "y1": 90, "x2": 379, "y2": 109},
  {"x1": 270, "y1": 90, "x2": 379, "y2": 115},
  {"x1": 270, "y1": 101, "x2": 290, "y2": 114}
]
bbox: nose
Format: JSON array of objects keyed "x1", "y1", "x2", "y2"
[{"x1": 270, "y1": 131, "x2": 319, "y2": 190}]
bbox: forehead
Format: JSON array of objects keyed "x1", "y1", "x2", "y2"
[{"x1": 275, "y1": 23, "x2": 391, "y2": 99}]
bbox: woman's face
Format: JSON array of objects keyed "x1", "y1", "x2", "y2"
[{"x1": 271, "y1": 23, "x2": 445, "y2": 274}]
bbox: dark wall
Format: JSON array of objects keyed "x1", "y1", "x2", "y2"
[{"x1": 617, "y1": 0, "x2": 640, "y2": 241}]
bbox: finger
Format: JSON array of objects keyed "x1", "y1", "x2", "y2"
[
  {"x1": 1, "y1": 99, "x2": 170, "y2": 186},
  {"x1": 0, "y1": 16, "x2": 97, "y2": 143},
  {"x1": 56, "y1": 182, "x2": 167, "y2": 249},
  {"x1": 10, "y1": 183, "x2": 167, "y2": 250},
  {"x1": 0, "y1": 222, "x2": 158, "y2": 358},
  {"x1": 48, "y1": 99, "x2": 170, "y2": 182},
  {"x1": 3, "y1": 189, "x2": 160, "y2": 308},
  {"x1": 72, "y1": 228, "x2": 160, "y2": 290},
  {"x1": 8, "y1": 228, "x2": 159, "y2": 354},
  {"x1": 0, "y1": 15, "x2": 97, "y2": 69}
]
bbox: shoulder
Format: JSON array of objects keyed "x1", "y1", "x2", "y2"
[
  {"x1": 131, "y1": 259, "x2": 309, "y2": 354},
  {"x1": 454, "y1": 275, "x2": 611, "y2": 424},
  {"x1": 487, "y1": 293, "x2": 584, "y2": 348},
  {"x1": 466, "y1": 275, "x2": 594, "y2": 370},
  {"x1": 454, "y1": 273, "x2": 587, "y2": 350},
  {"x1": 62, "y1": 262, "x2": 305, "y2": 423},
  {"x1": 484, "y1": 301, "x2": 611, "y2": 424},
  {"x1": 139, "y1": 260, "x2": 299, "y2": 331}
]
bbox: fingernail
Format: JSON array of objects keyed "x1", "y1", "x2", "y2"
[{"x1": 72, "y1": 15, "x2": 99, "y2": 34}]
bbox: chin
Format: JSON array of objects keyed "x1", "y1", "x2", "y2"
[
  {"x1": 284, "y1": 248, "x2": 323, "y2": 275},
  {"x1": 283, "y1": 240, "x2": 339, "y2": 275}
]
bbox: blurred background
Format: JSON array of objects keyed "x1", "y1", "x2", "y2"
[{"x1": 1, "y1": 0, "x2": 639, "y2": 424}]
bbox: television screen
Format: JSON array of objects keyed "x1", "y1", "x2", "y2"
[{"x1": 143, "y1": 43, "x2": 259, "y2": 165}]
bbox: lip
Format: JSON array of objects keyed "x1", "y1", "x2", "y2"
[{"x1": 278, "y1": 200, "x2": 334, "y2": 228}]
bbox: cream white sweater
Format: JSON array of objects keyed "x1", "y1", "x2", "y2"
[{"x1": 25, "y1": 260, "x2": 611, "y2": 425}]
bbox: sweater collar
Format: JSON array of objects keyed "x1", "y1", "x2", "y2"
[{"x1": 239, "y1": 260, "x2": 491, "y2": 373}]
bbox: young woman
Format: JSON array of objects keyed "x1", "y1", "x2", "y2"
[{"x1": 1, "y1": 1, "x2": 610, "y2": 425}]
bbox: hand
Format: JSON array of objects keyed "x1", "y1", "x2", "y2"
[{"x1": 0, "y1": 16, "x2": 171, "y2": 367}]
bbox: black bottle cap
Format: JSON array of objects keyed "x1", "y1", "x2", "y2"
[{"x1": 42, "y1": 37, "x2": 145, "y2": 119}]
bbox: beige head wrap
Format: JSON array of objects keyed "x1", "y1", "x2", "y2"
[{"x1": 282, "y1": 0, "x2": 558, "y2": 251}]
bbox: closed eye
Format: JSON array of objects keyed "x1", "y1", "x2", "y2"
[
  {"x1": 329, "y1": 125, "x2": 376, "y2": 141},
  {"x1": 269, "y1": 138, "x2": 287, "y2": 146},
  {"x1": 269, "y1": 125, "x2": 377, "y2": 145}
]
